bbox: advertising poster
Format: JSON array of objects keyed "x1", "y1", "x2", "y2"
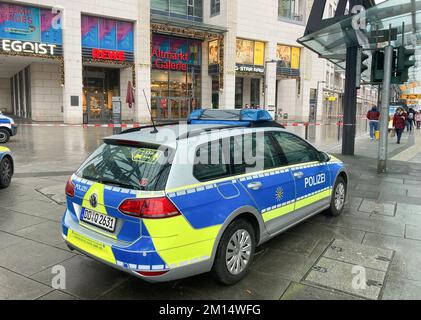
[
  {"x1": 40, "y1": 9, "x2": 62, "y2": 45},
  {"x1": 0, "y1": 3, "x2": 62, "y2": 47},
  {"x1": 277, "y1": 45, "x2": 291, "y2": 68},
  {"x1": 99, "y1": 18, "x2": 117, "y2": 50},
  {"x1": 170, "y1": 37, "x2": 188, "y2": 61},
  {"x1": 81, "y1": 15, "x2": 133, "y2": 53},
  {"x1": 291, "y1": 47, "x2": 301, "y2": 69},
  {"x1": 236, "y1": 39, "x2": 254, "y2": 65},
  {"x1": 0, "y1": 3, "x2": 40, "y2": 41},
  {"x1": 208, "y1": 40, "x2": 219, "y2": 65},
  {"x1": 81, "y1": 15, "x2": 99, "y2": 48},
  {"x1": 117, "y1": 21, "x2": 134, "y2": 52},
  {"x1": 188, "y1": 39, "x2": 201, "y2": 65},
  {"x1": 254, "y1": 41, "x2": 265, "y2": 66}
]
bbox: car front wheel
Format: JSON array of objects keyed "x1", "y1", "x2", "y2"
[
  {"x1": 212, "y1": 219, "x2": 256, "y2": 285},
  {"x1": 0, "y1": 157, "x2": 12, "y2": 188},
  {"x1": 0, "y1": 129, "x2": 10, "y2": 144},
  {"x1": 327, "y1": 176, "x2": 347, "y2": 216}
]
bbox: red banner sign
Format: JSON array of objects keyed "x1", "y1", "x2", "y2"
[{"x1": 92, "y1": 48, "x2": 125, "y2": 61}]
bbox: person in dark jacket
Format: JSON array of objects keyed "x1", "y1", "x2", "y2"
[
  {"x1": 407, "y1": 107, "x2": 416, "y2": 132},
  {"x1": 367, "y1": 105, "x2": 381, "y2": 140},
  {"x1": 393, "y1": 108, "x2": 408, "y2": 144}
]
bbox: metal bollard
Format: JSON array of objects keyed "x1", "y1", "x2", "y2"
[{"x1": 305, "y1": 124, "x2": 309, "y2": 140}]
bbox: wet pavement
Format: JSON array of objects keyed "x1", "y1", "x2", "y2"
[{"x1": 1, "y1": 123, "x2": 421, "y2": 300}]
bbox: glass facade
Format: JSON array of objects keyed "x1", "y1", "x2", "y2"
[
  {"x1": 151, "y1": 34, "x2": 202, "y2": 120},
  {"x1": 151, "y1": 0, "x2": 203, "y2": 22}
]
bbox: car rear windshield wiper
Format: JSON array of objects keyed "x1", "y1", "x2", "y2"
[{"x1": 99, "y1": 178, "x2": 140, "y2": 191}]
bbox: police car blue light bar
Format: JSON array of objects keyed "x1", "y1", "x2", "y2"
[{"x1": 188, "y1": 109, "x2": 273, "y2": 125}]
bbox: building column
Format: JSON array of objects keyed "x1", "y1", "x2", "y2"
[
  {"x1": 264, "y1": 42, "x2": 277, "y2": 112},
  {"x1": 134, "y1": 0, "x2": 152, "y2": 124},
  {"x1": 201, "y1": 41, "x2": 212, "y2": 109},
  {"x1": 62, "y1": 10, "x2": 83, "y2": 124},
  {"x1": 219, "y1": 0, "x2": 237, "y2": 109}
]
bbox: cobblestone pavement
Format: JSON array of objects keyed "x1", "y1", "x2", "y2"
[{"x1": 0, "y1": 125, "x2": 420, "y2": 300}]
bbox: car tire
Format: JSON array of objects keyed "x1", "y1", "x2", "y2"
[
  {"x1": 0, "y1": 129, "x2": 10, "y2": 144},
  {"x1": 212, "y1": 219, "x2": 256, "y2": 286},
  {"x1": 327, "y1": 176, "x2": 347, "y2": 217},
  {"x1": 0, "y1": 157, "x2": 12, "y2": 189}
]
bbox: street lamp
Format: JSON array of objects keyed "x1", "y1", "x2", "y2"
[{"x1": 314, "y1": 81, "x2": 326, "y2": 123}]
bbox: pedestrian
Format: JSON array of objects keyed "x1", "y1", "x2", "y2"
[
  {"x1": 367, "y1": 105, "x2": 380, "y2": 140},
  {"x1": 415, "y1": 111, "x2": 421, "y2": 130},
  {"x1": 244, "y1": 104, "x2": 250, "y2": 109},
  {"x1": 407, "y1": 107, "x2": 416, "y2": 132},
  {"x1": 393, "y1": 107, "x2": 407, "y2": 144}
]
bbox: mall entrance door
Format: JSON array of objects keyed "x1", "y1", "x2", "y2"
[
  {"x1": 155, "y1": 97, "x2": 192, "y2": 121},
  {"x1": 83, "y1": 67, "x2": 120, "y2": 123}
]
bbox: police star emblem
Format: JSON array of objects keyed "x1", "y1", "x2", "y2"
[{"x1": 276, "y1": 187, "x2": 284, "y2": 202}]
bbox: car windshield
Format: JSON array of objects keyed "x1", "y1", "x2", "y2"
[{"x1": 76, "y1": 142, "x2": 172, "y2": 191}]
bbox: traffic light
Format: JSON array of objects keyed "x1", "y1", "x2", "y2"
[
  {"x1": 371, "y1": 49, "x2": 400, "y2": 84},
  {"x1": 356, "y1": 48, "x2": 369, "y2": 88},
  {"x1": 397, "y1": 46, "x2": 416, "y2": 83}
]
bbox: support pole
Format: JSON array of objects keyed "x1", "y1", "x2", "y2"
[
  {"x1": 342, "y1": 46, "x2": 358, "y2": 155},
  {"x1": 378, "y1": 45, "x2": 394, "y2": 173}
]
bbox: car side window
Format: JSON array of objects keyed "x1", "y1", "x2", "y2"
[
  {"x1": 230, "y1": 132, "x2": 286, "y2": 175},
  {"x1": 271, "y1": 132, "x2": 320, "y2": 165},
  {"x1": 193, "y1": 139, "x2": 230, "y2": 182}
]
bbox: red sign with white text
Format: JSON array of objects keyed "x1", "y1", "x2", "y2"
[{"x1": 92, "y1": 48, "x2": 125, "y2": 61}]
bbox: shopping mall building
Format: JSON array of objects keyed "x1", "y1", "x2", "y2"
[{"x1": 0, "y1": 0, "x2": 377, "y2": 124}]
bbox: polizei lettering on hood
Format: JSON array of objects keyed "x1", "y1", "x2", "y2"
[{"x1": 1, "y1": 39, "x2": 57, "y2": 56}]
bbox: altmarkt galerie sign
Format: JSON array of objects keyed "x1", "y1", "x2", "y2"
[{"x1": 0, "y1": 2, "x2": 63, "y2": 57}]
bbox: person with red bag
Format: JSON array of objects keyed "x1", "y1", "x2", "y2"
[
  {"x1": 393, "y1": 108, "x2": 408, "y2": 144},
  {"x1": 367, "y1": 106, "x2": 380, "y2": 140}
]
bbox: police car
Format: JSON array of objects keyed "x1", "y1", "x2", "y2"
[
  {"x1": 0, "y1": 146, "x2": 13, "y2": 189},
  {"x1": 62, "y1": 109, "x2": 348, "y2": 285},
  {"x1": 0, "y1": 112, "x2": 18, "y2": 144}
]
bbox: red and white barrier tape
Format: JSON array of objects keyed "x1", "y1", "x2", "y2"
[{"x1": 17, "y1": 122, "x2": 352, "y2": 128}]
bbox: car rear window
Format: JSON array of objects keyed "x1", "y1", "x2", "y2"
[{"x1": 76, "y1": 142, "x2": 172, "y2": 191}]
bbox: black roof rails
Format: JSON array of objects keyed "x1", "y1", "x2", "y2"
[
  {"x1": 177, "y1": 121, "x2": 285, "y2": 140},
  {"x1": 120, "y1": 122, "x2": 179, "y2": 135}
]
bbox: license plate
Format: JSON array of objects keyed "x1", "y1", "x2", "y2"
[{"x1": 81, "y1": 209, "x2": 117, "y2": 233}]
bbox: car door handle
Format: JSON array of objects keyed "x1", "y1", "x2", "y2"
[
  {"x1": 247, "y1": 182, "x2": 263, "y2": 191},
  {"x1": 293, "y1": 172, "x2": 304, "y2": 179}
]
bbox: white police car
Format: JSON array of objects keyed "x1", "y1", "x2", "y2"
[
  {"x1": 62, "y1": 109, "x2": 348, "y2": 285},
  {"x1": 0, "y1": 112, "x2": 17, "y2": 144}
]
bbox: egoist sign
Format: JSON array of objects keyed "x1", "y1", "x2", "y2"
[{"x1": 1, "y1": 39, "x2": 57, "y2": 55}]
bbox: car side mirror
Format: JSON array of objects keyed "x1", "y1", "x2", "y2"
[{"x1": 318, "y1": 152, "x2": 331, "y2": 163}]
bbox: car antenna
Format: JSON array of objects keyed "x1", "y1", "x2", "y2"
[{"x1": 143, "y1": 89, "x2": 159, "y2": 134}]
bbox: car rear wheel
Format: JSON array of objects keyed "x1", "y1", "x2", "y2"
[
  {"x1": 0, "y1": 157, "x2": 12, "y2": 189},
  {"x1": 327, "y1": 176, "x2": 347, "y2": 217},
  {"x1": 0, "y1": 129, "x2": 10, "y2": 144},
  {"x1": 212, "y1": 219, "x2": 256, "y2": 285}
]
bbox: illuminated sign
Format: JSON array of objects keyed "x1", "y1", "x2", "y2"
[
  {"x1": 152, "y1": 48, "x2": 188, "y2": 71},
  {"x1": 92, "y1": 48, "x2": 125, "y2": 61},
  {"x1": 235, "y1": 64, "x2": 265, "y2": 74},
  {"x1": 1, "y1": 39, "x2": 57, "y2": 55}
]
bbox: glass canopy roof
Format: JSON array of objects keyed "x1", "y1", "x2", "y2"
[{"x1": 298, "y1": 0, "x2": 421, "y2": 80}]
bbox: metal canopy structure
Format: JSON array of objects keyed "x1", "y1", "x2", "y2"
[
  {"x1": 298, "y1": 0, "x2": 421, "y2": 158},
  {"x1": 298, "y1": 0, "x2": 421, "y2": 76}
]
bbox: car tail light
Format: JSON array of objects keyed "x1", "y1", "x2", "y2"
[
  {"x1": 119, "y1": 197, "x2": 181, "y2": 219},
  {"x1": 65, "y1": 178, "x2": 75, "y2": 197},
  {"x1": 136, "y1": 270, "x2": 169, "y2": 277}
]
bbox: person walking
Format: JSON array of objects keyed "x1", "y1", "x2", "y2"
[
  {"x1": 407, "y1": 107, "x2": 416, "y2": 133},
  {"x1": 415, "y1": 111, "x2": 421, "y2": 130},
  {"x1": 393, "y1": 107, "x2": 408, "y2": 144},
  {"x1": 367, "y1": 105, "x2": 380, "y2": 140}
]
